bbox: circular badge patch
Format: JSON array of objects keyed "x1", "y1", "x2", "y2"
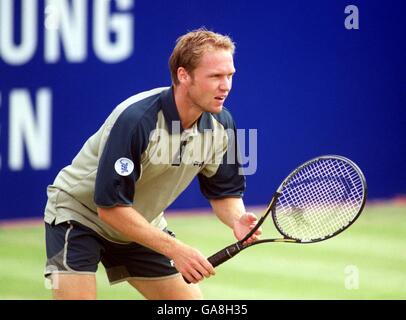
[{"x1": 114, "y1": 157, "x2": 134, "y2": 176}]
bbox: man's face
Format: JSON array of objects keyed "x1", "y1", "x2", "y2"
[{"x1": 185, "y1": 49, "x2": 235, "y2": 114}]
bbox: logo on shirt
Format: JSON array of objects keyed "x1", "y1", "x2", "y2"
[
  {"x1": 114, "y1": 158, "x2": 134, "y2": 176},
  {"x1": 193, "y1": 161, "x2": 204, "y2": 168}
]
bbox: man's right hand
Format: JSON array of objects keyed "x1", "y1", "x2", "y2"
[
  {"x1": 169, "y1": 242, "x2": 215, "y2": 284},
  {"x1": 97, "y1": 206, "x2": 215, "y2": 283}
]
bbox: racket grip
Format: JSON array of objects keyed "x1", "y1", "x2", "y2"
[
  {"x1": 207, "y1": 242, "x2": 243, "y2": 268},
  {"x1": 183, "y1": 243, "x2": 243, "y2": 284}
]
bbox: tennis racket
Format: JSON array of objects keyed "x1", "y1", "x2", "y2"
[{"x1": 207, "y1": 155, "x2": 367, "y2": 269}]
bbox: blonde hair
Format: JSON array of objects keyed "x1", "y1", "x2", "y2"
[{"x1": 169, "y1": 28, "x2": 235, "y2": 85}]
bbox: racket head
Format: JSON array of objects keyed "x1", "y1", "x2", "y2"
[{"x1": 271, "y1": 155, "x2": 367, "y2": 243}]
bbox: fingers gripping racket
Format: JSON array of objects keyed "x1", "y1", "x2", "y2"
[{"x1": 207, "y1": 155, "x2": 367, "y2": 269}]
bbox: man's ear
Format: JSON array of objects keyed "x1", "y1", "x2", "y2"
[{"x1": 177, "y1": 67, "x2": 190, "y2": 84}]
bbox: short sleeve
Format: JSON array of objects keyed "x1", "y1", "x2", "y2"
[
  {"x1": 94, "y1": 110, "x2": 153, "y2": 207},
  {"x1": 198, "y1": 110, "x2": 246, "y2": 199}
]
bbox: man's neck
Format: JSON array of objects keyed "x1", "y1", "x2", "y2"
[{"x1": 173, "y1": 85, "x2": 203, "y2": 129}]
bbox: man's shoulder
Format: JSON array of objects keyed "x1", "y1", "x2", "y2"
[
  {"x1": 111, "y1": 87, "x2": 168, "y2": 129},
  {"x1": 117, "y1": 87, "x2": 168, "y2": 117}
]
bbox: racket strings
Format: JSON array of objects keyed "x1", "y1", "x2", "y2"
[
  {"x1": 275, "y1": 158, "x2": 365, "y2": 241},
  {"x1": 291, "y1": 160, "x2": 359, "y2": 237}
]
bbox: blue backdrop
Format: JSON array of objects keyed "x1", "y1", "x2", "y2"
[{"x1": 1, "y1": 0, "x2": 405, "y2": 220}]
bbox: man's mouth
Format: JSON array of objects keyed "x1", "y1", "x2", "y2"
[{"x1": 215, "y1": 95, "x2": 226, "y2": 101}]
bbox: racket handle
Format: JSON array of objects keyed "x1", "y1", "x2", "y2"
[
  {"x1": 183, "y1": 243, "x2": 243, "y2": 284},
  {"x1": 208, "y1": 242, "x2": 243, "y2": 268}
]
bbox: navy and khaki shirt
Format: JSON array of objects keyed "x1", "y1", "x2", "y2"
[{"x1": 44, "y1": 87, "x2": 245, "y2": 243}]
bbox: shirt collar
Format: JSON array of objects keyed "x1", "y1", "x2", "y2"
[{"x1": 159, "y1": 87, "x2": 213, "y2": 134}]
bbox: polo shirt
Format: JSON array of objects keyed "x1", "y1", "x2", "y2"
[{"x1": 44, "y1": 87, "x2": 245, "y2": 243}]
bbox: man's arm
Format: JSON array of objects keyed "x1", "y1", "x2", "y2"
[
  {"x1": 209, "y1": 197, "x2": 262, "y2": 244},
  {"x1": 97, "y1": 206, "x2": 215, "y2": 283}
]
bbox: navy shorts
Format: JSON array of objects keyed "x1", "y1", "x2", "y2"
[{"x1": 44, "y1": 220, "x2": 179, "y2": 284}]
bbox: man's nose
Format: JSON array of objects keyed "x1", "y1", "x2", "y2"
[{"x1": 219, "y1": 76, "x2": 232, "y2": 92}]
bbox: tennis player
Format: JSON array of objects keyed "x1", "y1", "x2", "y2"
[{"x1": 43, "y1": 28, "x2": 261, "y2": 300}]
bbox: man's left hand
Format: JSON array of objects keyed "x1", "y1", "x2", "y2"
[{"x1": 233, "y1": 212, "x2": 262, "y2": 244}]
